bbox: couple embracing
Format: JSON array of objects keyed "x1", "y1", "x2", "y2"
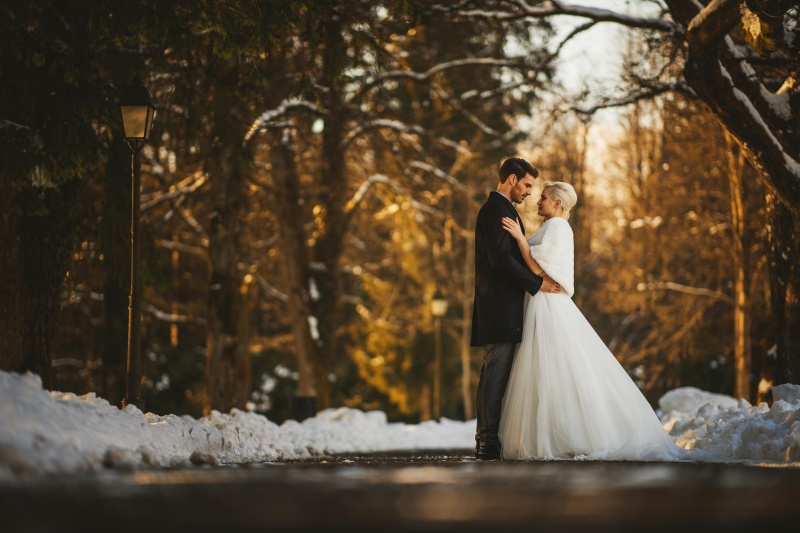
[{"x1": 471, "y1": 157, "x2": 683, "y2": 462}]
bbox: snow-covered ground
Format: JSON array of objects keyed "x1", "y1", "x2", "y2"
[{"x1": 1, "y1": 370, "x2": 799, "y2": 481}]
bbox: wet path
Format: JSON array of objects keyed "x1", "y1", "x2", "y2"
[{"x1": 2, "y1": 451, "x2": 799, "y2": 532}]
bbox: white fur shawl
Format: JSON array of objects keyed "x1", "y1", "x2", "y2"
[{"x1": 528, "y1": 217, "x2": 575, "y2": 297}]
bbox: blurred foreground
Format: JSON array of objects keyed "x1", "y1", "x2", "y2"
[{"x1": 2, "y1": 452, "x2": 799, "y2": 532}]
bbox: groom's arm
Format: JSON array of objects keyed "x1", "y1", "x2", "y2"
[{"x1": 482, "y1": 208, "x2": 543, "y2": 296}]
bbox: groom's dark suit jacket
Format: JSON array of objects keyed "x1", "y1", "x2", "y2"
[{"x1": 470, "y1": 191, "x2": 543, "y2": 346}]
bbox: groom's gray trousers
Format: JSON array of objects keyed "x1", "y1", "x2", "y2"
[{"x1": 475, "y1": 342, "x2": 516, "y2": 444}]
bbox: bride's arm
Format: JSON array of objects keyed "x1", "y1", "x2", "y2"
[{"x1": 501, "y1": 217, "x2": 545, "y2": 276}]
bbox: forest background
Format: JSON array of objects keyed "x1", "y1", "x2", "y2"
[{"x1": 2, "y1": 0, "x2": 799, "y2": 424}]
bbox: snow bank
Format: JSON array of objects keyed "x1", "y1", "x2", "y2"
[
  {"x1": 0, "y1": 371, "x2": 473, "y2": 480},
  {"x1": 660, "y1": 384, "x2": 800, "y2": 462},
  {"x1": 2, "y1": 370, "x2": 800, "y2": 480}
]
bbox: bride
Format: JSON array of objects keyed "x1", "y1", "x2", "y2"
[{"x1": 497, "y1": 181, "x2": 684, "y2": 461}]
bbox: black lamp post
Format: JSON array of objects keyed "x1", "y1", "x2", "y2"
[
  {"x1": 119, "y1": 75, "x2": 155, "y2": 410},
  {"x1": 430, "y1": 290, "x2": 448, "y2": 419}
]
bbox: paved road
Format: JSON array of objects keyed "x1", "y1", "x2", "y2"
[{"x1": 2, "y1": 451, "x2": 800, "y2": 532}]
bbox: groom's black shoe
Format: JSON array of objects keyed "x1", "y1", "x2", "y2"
[{"x1": 475, "y1": 439, "x2": 501, "y2": 460}]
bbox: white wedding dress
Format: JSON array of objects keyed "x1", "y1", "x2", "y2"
[{"x1": 498, "y1": 217, "x2": 684, "y2": 461}]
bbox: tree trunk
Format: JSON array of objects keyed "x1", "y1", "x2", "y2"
[
  {"x1": 203, "y1": 59, "x2": 252, "y2": 414},
  {"x1": 664, "y1": 0, "x2": 800, "y2": 388},
  {"x1": 304, "y1": 11, "x2": 351, "y2": 410},
  {"x1": 0, "y1": 181, "x2": 80, "y2": 389},
  {"x1": 204, "y1": 165, "x2": 250, "y2": 412},
  {"x1": 764, "y1": 191, "x2": 800, "y2": 385},
  {"x1": 725, "y1": 133, "x2": 752, "y2": 401},
  {"x1": 269, "y1": 134, "x2": 318, "y2": 414},
  {"x1": 571, "y1": 123, "x2": 590, "y2": 309},
  {"x1": 419, "y1": 381, "x2": 432, "y2": 422},
  {"x1": 460, "y1": 194, "x2": 475, "y2": 420},
  {"x1": 0, "y1": 211, "x2": 27, "y2": 376}
]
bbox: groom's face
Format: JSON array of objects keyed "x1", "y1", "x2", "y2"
[{"x1": 509, "y1": 173, "x2": 535, "y2": 204}]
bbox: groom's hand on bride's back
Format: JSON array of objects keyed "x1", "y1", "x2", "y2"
[{"x1": 541, "y1": 276, "x2": 560, "y2": 293}]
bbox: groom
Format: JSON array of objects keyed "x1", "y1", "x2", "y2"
[{"x1": 471, "y1": 157, "x2": 560, "y2": 460}]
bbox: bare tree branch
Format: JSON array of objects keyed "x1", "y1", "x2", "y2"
[
  {"x1": 154, "y1": 239, "x2": 208, "y2": 258},
  {"x1": 637, "y1": 280, "x2": 734, "y2": 304},
  {"x1": 141, "y1": 172, "x2": 207, "y2": 211},
  {"x1": 344, "y1": 174, "x2": 444, "y2": 218},
  {"x1": 409, "y1": 161, "x2": 466, "y2": 192},
  {"x1": 144, "y1": 303, "x2": 207, "y2": 326},
  {"x1": 571, "y1": 80, "x2": 695, "y2": 114},
  {"x1": 350, "y1": 57, "x2": 531, "y2": 103},
  {"x1": 431, "y1": 1, "x2": 678, "y2": 33},
  {"x1": 256, "y1": 274, "x2": 289, "y2": 303}
]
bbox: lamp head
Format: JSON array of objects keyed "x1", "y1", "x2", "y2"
[
  {"x1": 120, "y1": 74, "x2": 155, "y2": 149},
  {"x1": 431, "y1": 291, "x2": 448, "y2": 317}
]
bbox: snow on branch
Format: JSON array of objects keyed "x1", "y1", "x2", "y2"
[
  {"x1": 637, "y1": 281, "x2": 733, "y2": 304},
  {"x1": 249, "y1": 237, "x2": 278, "y2": 250},
  {"x1": 256, "y1": 274, "x2": 289, "y2": 303},
  {"x1": 686, "y1": 0, "x2": 741, "y2": 47},
  {"x1": 141, "y1": 172, "x2": 208, "y2": 211},
  {"x1": 154, "y1": 239, "x2": 208, "y2": 258},
  {"x1": 177, "y1": 206, "x2": 209, "y2": 242},
  {"x1": 720, "y1": 63, "x2": 800, "y2": 181},
  {"x1": 244, "y1": 98, "x2": 323, "y2": 142},
  {"x1": 62, "y1": 290, "x2": 104, "y2": 307},
  {"x1": 460, "y1": 78, "x2": 527, "y2": 102},
  {"x1": 483, "y1": 128, "x2": 521, "y2": 151},
  {"x1": 344, "y1": 174, "x2": 397, "y2": 214},
  {"x1": 150, "y1": 189, "x2": 209, "y2": 243},
  {"x1": 409, "y1": 161, "x2": 466, "y2": 192},
  {"x1": 1, "y1": 119, "x2": 33, "y2": 131},
  {"x1": 342, "y1": 119, "x2": 470, "y2": 155},
  {"x1": 667, "y1": 0, "x2": 800, "y2": 205},
  {"x1": 431, "y1": 1, "x2": 677, "y2": 33},
  {"x1": 144, "y1": 303, "x2": 207, "y2": 326},
  {"x1": 1, "y1": 119, "x2": 39, "y2": 138},
  {"x1": 2, "y1": 119, "x2": 44, "y2": 150},
  {"x1": 353, "y1": 57, "x2": 529, "y2": 102},
  {"x1": 344, "y1": 174, "x2": 444, "y2": 218}
]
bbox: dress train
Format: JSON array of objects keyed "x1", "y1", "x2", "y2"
[{"x1": 498, "y1": 289, "x2": 684, "y2": 461}]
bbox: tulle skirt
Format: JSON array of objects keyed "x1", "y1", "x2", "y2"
[{"x1": 498, "y1": 291, "x2": 685, "y2": 461}]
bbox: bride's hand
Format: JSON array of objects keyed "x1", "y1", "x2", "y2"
[
  {"x1": 542, "y1": 276, "x2": 561, "y2": 293},
  {"x1": 501, "y1": 216, "x2": 524, "y2": 241}
]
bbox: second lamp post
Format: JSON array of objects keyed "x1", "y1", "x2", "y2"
[{"x1": 431, "y1": 290, "x2": 448, "y2": 419}]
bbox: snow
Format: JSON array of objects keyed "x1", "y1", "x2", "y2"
[
  {"x1": 765, "y1": 83, "x2": 793, "y2": 120},
  {"x1": 243, "y1": 98, "x2": 321, "y2": 142},
  {"x1": 661, "y1": 384, "x2": 800, "y2": 462},
  {"x1": 1, "y1": 370, "x2": 799, "y2": 481},
  {"x1": 722, "y1": 63, "x2": 800, "y2": 179}
]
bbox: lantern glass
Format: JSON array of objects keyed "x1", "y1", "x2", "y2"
[
  {"x1": 119, "y1": 75, "x2": 155, "y2": 143},
  {"x1": 431, "y1": 293, "x2": 448, "y2": 317},
  {"x1": 121, "y1": 105, "x2": 154, "y2": 140}
]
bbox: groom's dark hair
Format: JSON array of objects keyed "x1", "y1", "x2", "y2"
[{"x1": 498, "y1": 157, "x2": 538, "y2": 183}]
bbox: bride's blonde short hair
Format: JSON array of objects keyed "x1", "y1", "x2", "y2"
[{"x1": 543, "y1": 181, "x2": 578, "y2": 220}]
